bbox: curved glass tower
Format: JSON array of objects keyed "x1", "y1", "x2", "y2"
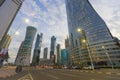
[
  {"x1": 15, "y1": 26, "x2": 37, "y2": 66},
  {"x1": 32, "y1": 33, "x2": 43, "y2": 66},
  {"x1": 65, "y1": 0, "x2": 120, "y2": 67}
]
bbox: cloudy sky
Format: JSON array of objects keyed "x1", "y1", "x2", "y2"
[{"x1": 8, "y1": 0, "x2": 120, "y2": 63}]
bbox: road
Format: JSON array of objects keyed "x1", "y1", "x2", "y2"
[{"x1": 1, "y1": 68, "x2": 120, "y2": 80}]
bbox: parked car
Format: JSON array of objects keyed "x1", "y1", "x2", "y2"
[
  {"x1": 72, "y1": 66, "x2": 82, "y2": 69},
  {"x1": 83, "y1": 66, "x2": 92, "y2": 70}
]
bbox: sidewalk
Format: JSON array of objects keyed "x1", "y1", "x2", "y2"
[{"x1": 0, "y1": 66, "x2": 16, "y2": 78}]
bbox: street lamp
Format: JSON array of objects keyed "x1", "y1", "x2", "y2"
[
  {"x1": 77, "y1": 28, "x2": 94, "y2": 70},
  {"x1": 102, "y1": 46, "x2": 114, "y2": 69}
]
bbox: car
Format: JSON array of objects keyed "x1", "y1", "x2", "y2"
[{"x1": 83, "y1": 66, "x2": 93, "y2": 70}]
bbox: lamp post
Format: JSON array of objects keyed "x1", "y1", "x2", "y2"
[
  {"x1": 102, "y1": 46, "x2": 114, "y2": 69},
  {"x1": 77, "y1": 28, "x2": 94, "y2": 70}
]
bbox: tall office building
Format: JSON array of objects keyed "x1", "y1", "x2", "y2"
[
  {"x1": 65, "y1": 37, "x2": 71, "y2": 66},
  {"x1": 43, "y1": 47, "x2": 48, "y2": 59},
  {"x1": 32, "y1": 33, "x2": 43, "y2": 66},
  {"x1": 65, "y1": 0, "x2": 120, "y2": 67},
  {"x1": 15, "y1": 26, "x2": 37, "y2": 66},
  {"x1": 0, "y1": 34, "x2": 11, "y2": 49},
  {"x1": 65, "y1": 37, "x2": 70, "y2": 49},
  {"x1": 56, "y1": 44, "x2": 61, "y2": 65},
  {"x1": 50, "y1": 36, "x2": 56, "y2": 59},
  {"x1": 0, "y1": 0, "x2": 24, "y2": 50},
  {"x1": 50, "y1": 36, "x2": 56, "y2": 64},
  {"x1": 61, "y1": 49, "x2": 70, "y2": 66}
]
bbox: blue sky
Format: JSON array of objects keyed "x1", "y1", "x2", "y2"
[{"x1": 8, "y1": 0, "x2": 120, "y2": 63}]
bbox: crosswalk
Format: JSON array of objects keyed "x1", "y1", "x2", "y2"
[{"x1": 18, "y1": 74, "x2": 33, "y2": 80}]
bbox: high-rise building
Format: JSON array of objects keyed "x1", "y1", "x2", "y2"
[
  {"x1": 15, "y1": 26, "x2": 37, "y2": 66},
  {"x1": 43, "y1": 47, "x2": 48, "y2": 59},
  {"x1": 65, "y1": 0, "x2": 120, "y2": 67},
  {"x1": 50, "y1": 36, "x2": 56, "y2": 64},
  {"x1": 65, "y1": 37, "x2": 71, "y2": 66},
  {"x1": 0, "y1": 0, "x2": 24, "y2": 49},
  {"x1": 61, "y1": 49, "x2": 70, "y2": 66},
  {"x1": 50, "y1": 36, "x2": 56, "y2": 59},
  {"x1": 0, "y1": 34, "x2": 11, "y2": 49},
  {"x1": 56, "y1": 44, "x2": 61, "y2": 65},
  {"x1": 32, "y1": 33, "x2": 43, "y2": 66},
  {"x1": 65, "y1": 36, "x2": 70, "y2": 49}
]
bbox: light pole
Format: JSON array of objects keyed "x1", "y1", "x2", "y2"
[
  {"x1": 102, "y1": 46, "x2": 114, "y2": 69},
  {"x1": 77, "y1": 28, "x2": 94, "y2": 70}
]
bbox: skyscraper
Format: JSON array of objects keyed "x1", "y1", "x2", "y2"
[
  {"x1": 0, "y1": 0, "x2": 24, "y2": 49},
  {"x1": 65, "y1": 0, "x2": 120, "y2": 67},
  {"x1": 56, "y1": 44, "x2": 61, "y2": 65},
  {"x1": 50, "y1": 36, "x2": 56, "y2": 64},
  {"x1": 65, "y1": 36, "x2": 70, "y2": 49},
  {"x1": 32, "y1": 33, "x2": 43, "y2": 66},
  {"x1": 15, "y1": 26, "x2": 37, "y2": 66},
  {"x1": 0, "y1": 34, "x2": 11, "y2": 49},
  {"x1": 50, "y1": 36, "x2": 56, "y2": 59},
  {"x1": 61, "y1": 49, "x2": 70, "y2": 66},
  {"x1": 43, "y1": 47, "x2": 48, "y2": 59}
]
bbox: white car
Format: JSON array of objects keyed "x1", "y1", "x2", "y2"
[{"x1": 83, "y1": 66, "x2": 92, "y2": 70}]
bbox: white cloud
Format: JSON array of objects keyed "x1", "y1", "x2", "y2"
[{"x1": 90, "y1": 0, "x2": 120, "y2": 39}]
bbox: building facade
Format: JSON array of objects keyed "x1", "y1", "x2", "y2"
[
  {"x1": 61, "y1": 49, "x2": 70, "y2": 66},
  {"x1": 15, "y1": 26, "x2": 37, "y2": 66},
  {"x1": 65, "y1": 0, "x2": 120, "y2": 67},
  {"x1": 65, "y1": 36, "x2": 70, "y2": 49},
  {"x1": 32, "y1": 33, "x2": 43, "y2": 66},
  {"x1": 0, "y1": 34, "x2": 11, "y2": 49},
  {"x1": 43, "y1": 47, "x2": 48, "y2": 59},
  {"x1": 56, "y1": 44, "x2": 61, "y2": 65},
  {"x1": 0, "y1": 0, "x2": 24, "y2": 50},
  {"x1": 50, "y1": 36, "x2": 56, "y2": 61}
]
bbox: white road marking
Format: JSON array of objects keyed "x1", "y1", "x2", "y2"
[{"x1": 18, "y1": 74, "x2": 33, "y2": 80}]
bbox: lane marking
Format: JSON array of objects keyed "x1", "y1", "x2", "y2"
[{"x1": 18, "y1": 74, "x2": 33, "y2": 80}]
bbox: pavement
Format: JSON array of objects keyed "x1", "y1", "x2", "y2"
[
  {"x1": 0, "y1": 67, "x2": 120, "y2": 80},
  {"x1": 0, "y1": 66, "x2": 16, "y2": 78}
]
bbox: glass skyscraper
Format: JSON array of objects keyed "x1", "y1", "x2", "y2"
[
  {"x1": 32, "y1": 33, "x2": 43, "y2": 66},
  {"x1": 56, "y1": 44, "x2": 61, "y2": 65},
  {"x1": 43, "y1": 47, "x2": 48, "y2": 59},
  {"x1": 65, "y1": 0, "x2": 120, "y2": 67},
  {"x1": 50, "y1": 36, "x2": 56, "y2": 59},
  {"x1": 50, "y1": 36, "x2": 56, "y2": 64},
  {"x1": 15, "y1": 26, "x2": 37, "y2": 66}
]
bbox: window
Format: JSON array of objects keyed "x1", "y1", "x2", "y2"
[{"x1": 0, "y1": 0, "x2": 5, "y2": 7}]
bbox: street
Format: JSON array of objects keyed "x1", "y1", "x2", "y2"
[{"x1": 0, "y1": 67, "x2": 120, "y2": 80}]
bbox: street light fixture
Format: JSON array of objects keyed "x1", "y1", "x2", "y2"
[
  {"x1": 77, "y1": 28, "x2": 94, "y2": 70},
  {"x1": 102, "y1": 46, "x2": 114, "y2": 69},
  {"x1": 24, "y1": 18, "x2": 30, "y2": 23}
]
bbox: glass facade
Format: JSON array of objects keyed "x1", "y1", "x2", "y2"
[
  {"x1": 65, "y1": 0, "x2": 120, "y2": 67},
  {"x1": 50, "y1": 36, "x2": 56, "y2": 59},
  {"x1": 15, "y1": 26, "x2": 37, "y2": 66},
  {"x1": 61, "y1": 49, "x2": 71, "y2": 66},
  {"x1": 32, "y1": 33, "x2": 43, "y2": 66}
]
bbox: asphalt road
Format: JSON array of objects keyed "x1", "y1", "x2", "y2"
[{"x1": 1, "y1": 68, "x2": 120, "y2": 80}]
